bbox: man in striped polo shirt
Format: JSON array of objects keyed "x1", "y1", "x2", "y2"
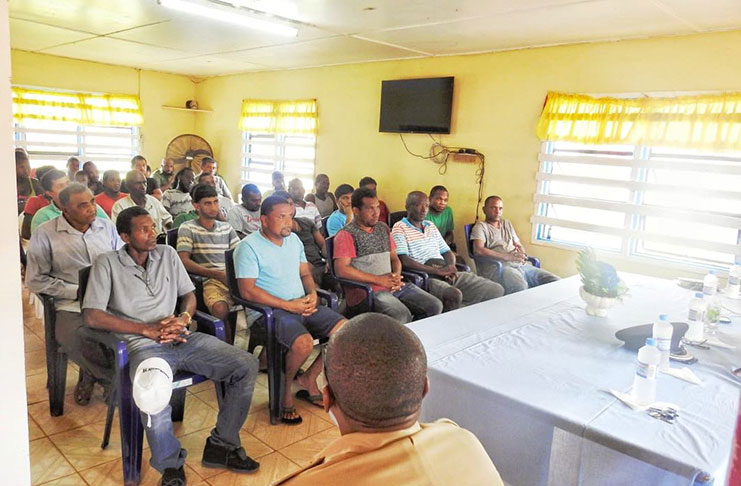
[
  {"x1": 177, "y1": 184, "x2": 239, "y2": 341},
  {"x1": 391, "y1": 191, "x2": 504, "y2": 312},
  {"x1": 333, "y1": 187, "x2": 443, "y2": 323}
]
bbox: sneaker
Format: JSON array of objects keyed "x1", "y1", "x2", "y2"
[
  {"x1": 201, "y1": 437, "x2": 259, "y2": 474},
  {"x1": 160, "y1": 466, "x2": 186, "y2": 486}
]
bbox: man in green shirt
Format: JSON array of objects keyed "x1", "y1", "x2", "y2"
[
  {"x1": 425, "y1": 185, "x2": 456, "y2": 251},
  {"x1": 31, "y1": 169, "x2": 109, "y2": 233}
]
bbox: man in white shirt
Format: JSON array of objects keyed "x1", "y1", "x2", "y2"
[
  {"x1": 288, "y1": 178, "x2": 322, "y2": 230},
  {"x1": 471, "y1": 195, "x2": 559, "y2": 294},
  {"x1": 196, "y1": 156, "x2": 233, "y2": 200},
  {"x1": 197, "y1": 172, "x2": 235, "y2": 221},
  {"x1": 112, "y1": 170, "x2": 172, "y2": 235},
  {"x1": 228, "y1": 184, "x2": 262, "y2": 238}
]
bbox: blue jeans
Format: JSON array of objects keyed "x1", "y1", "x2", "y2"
[
  {"x1": 126, "y1": 332, "x2": 258, "y2": 472},
  {"x1": 499, "y1": 264, "x2": 559, "y2": 295},
  {"x1": 373, "y1": 284, "x2": 443, "y2": 323}
]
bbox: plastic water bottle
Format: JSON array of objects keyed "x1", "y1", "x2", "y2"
[
  {"x1": 727, "y1": 264, "x2": 741, "y2": 299},
  {"x1": 686, "y1": 293, "x2": 706, "y2": 342},
  {"x1": 703, "y1": 270, "x2": 718, "y2": 297},
  {"x1": 632, "y1": 338, "x2": 660, "y2": 406},
  {"x1": 652, "y1": 314, "x2": 673, "y2": 371},
  {"x1": 704, "y1": 293, "x2": 721, "y2": 336}
]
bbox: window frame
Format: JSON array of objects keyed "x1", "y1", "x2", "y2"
[{"x1": 240, "y1": 131, "x2": 317, "y2": 194}]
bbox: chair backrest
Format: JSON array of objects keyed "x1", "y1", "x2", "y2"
[
  {"x1": 224, "y1": 248, "x2": 241, "y2": 300},
  {"x1": 389, "y1": 211, "x2": 406, "y2": 228},
  {"x1": 321, "y1": 216, "x2": 330, "y2": 238},
  {"x1": 325, "y1": 236, "x2": 337, "y2": 278},
  {"x1": 464, "y1": 223, "x2": 474, "y2": 258},
  {"x1": 77, "y1": 266, "x2": 92, "y2": 303},
  {"x1": 166, "y1": 228, "x2": 179, "y2": 249}
]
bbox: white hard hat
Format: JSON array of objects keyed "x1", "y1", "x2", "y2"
[{"x1": 133, "y1": 357, "x2": 173, "y2": 427}]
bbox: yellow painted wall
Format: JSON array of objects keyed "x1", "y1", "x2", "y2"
[
  {"x1": 10, "y1": 50, "x2": 197, "y2": 165},
  {"x1": 195, "y1": 30, "x2": 741, "y2": 279}
]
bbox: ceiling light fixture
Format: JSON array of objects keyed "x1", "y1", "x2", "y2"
[{"x1": 159, "y1": 0, "x2": 298, "y2": 37}]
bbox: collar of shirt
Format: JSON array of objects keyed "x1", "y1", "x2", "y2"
[
  {"x1": 54, "y1": 214, "x2": 107, "y2": 235},
  {"x1": 116, "y1": 244, "x2": 162, "y2": 269},
  {"x1": 401, "y1": 217, "x2": 431, "y2": 232},
  {"x1": 313, "y1": 422, "x2": 422, "y2": 466}
]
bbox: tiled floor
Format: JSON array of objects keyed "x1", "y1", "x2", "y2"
[{"x1": 22, "y1": 287, "x2": 339, "y2": 486}]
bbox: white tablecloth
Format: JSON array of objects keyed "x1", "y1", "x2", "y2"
[{"x1": 408, "y1": 274, "x2": 741, "y2": 486}]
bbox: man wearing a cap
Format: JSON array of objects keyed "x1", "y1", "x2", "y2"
[{"x1": 82, "y1": 206, "x2": 260, "y2": 486}]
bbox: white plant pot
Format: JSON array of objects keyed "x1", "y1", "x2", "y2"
[{"x1": 579, "y1": 285, "x2": 618, "y2": 317}]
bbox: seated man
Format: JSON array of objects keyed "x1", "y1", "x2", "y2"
[
  {"x1": 151, "y1": 157, "x2": 176, "y2": 193},
  {"x1": 325, "y1": 184, "x2": 354, "y2": 237},
  {"x1": 31, "y1": 170, "x2": 109, "y2": 234},
  {"x1": 66, "y1": 156, "x2": 80, "y2": 182},
  {"x1": 391, "y1": 191, "x2": 503, "y2": 312},
  {"x1": 146, "y1": 175, "x2": 163, "y2": 201},
  {"x1": 197, "y1": 156, "x2": 233, "y2": 200},
  {"x1": 288, "y1": 178, "x2": 322, "y2": 230},
  {"x1": 112, "y1": 170, "x2": 172, "y2": 235},
  {"x1": 94, "y1": 170, "x2": 126, "y2": 218},
  {"x1": 227, "y1": 184, "x2": 262, "y2": 238},
  {"x1": 21, "y1": 165, "x2": 55, "y2": 239},
  {"x1": 234, "y1": 195, "x2": 346, "y2": 424},
  {"x1": 119, "y1": 155, "x2": 148, "y2": 193},
  {"x1": 333, "y1": 187, "x2": 442, "y2": 323},
  {"x1": 198, "y1": 173, "x2": 234, "y2": 221},
  {"x1": 177, "y1": 185, "x2": 239, "y2": 341},
  {"x1": 274, "y1": 313, "x2": 504, "y2": 486},
  {"x1": 82, "y1": 161, "x2": 104, "y2": 195},
  {"x1": 16, "y1": 149, "x2": 43, "y2": 215},
  {"x1": 26, "y1": 183, "x2": 121, "y2": 404},
  {"x1": 472, "y1": 195, "x2": 559, "y2": 294},
  {"x1": 305, "y1": 173, "x2": 337, "y2": 218},
  {"x1": 262, "y1": 170, "x2": 284, "y2": 198},
  {"x1": 162, "y1": 167, "x2": 195, "y2": 218},
  {"x1": 74, "y1": 170, "x2": 89, "y2": 186},
  {"x1": 359, "y1": 176, "x2": 389, "y2": 225},
  {"x1": 426, "y1": 185, "x2": 456, "y2": 251},
  {"x1": 82, "y1": 206, "x2": 260, "y2": 485}
]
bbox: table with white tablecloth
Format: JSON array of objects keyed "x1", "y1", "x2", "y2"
[{"x1": 408, "y1": 273, "x2": 741, "y2": 486}]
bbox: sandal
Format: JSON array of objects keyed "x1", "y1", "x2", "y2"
[
  {"x1": 280, "y1": 407, "x2": 303, "y2": 425},
  {"x1": 74, "y1": 369, "x2": 96, "y2": 406},
  {"x1": 295, "y1": 389, "x2": 323, "y2": 409}
]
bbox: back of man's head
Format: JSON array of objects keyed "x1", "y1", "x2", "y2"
[
  {"x1": 358, "y1": 176, "x2": 376, "y2": 187},
  {"x1": 325, "y1": 313, "x2": 427, "y2": 428}
]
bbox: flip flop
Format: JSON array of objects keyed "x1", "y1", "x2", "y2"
[
  {"x1": 295, "y1": 389, "x2": 323, "y2": 409},
  {"x1": 280, "y1": 406, "x2": 303, "y2": 425}
]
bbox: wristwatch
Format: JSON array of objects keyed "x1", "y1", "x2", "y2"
[{"x1": 179, "y1": 311, "x2": 192, "y2": 325}]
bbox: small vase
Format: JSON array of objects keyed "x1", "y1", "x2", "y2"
[{"x1": 579, "y1": 286, "x2": 617, "y2": 317}]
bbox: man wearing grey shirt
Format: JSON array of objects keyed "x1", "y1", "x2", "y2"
[
  {"x1": 82, "y1": 206, "x2": 260, "y2": 486},
  {"x1": 26, "y1": 183, "x2": 122, "y2": 405},
  {"x1": 471, "y1": 195, "x2": 559, "y2": 294},
  {"x1": 228, "y1": 183, "x2": 262, "y2": 238}
]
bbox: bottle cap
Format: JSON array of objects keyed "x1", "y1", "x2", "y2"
[
  {"x1": 646, "y1": 338, "x2": 657, "y2": 346},
  {"x1": 659, "y1": 314, "x2": 669, "y2": 321},
  {"x1": 695, "y1": 292, "x2": 703, "y2": 298}
]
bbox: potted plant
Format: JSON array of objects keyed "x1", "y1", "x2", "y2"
[{"x1": 576, "y1": 249, "x2": 628, "y2": 317}]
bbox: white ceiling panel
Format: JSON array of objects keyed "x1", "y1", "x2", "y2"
[
  {"x1": 110, "y1": 15, "x2": 334, "y2": 55},
  {"x1": 41, "y1": 37, "x2": 192, "y2": 66},
  {"x1": 10, "y1": 18, "x2": 95, "y2": 51},
  {"x1": 218, "y1": 36, "x2": 421, "y2": 69},
  {"x1": 139, "y1": 55, "x2": 269, "y2": 77},
  {"x1": 364, "y1": 0, "x2": 696, "y2": 55},
  {"x1": 650, "y1": 0, "x2": 741, "y2": 31},
  {"x1": 9, "y1": 0, "x2": 169, "y2": 35}
]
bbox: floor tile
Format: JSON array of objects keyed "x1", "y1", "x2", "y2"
[
  {"x1": 25, "y1": 314, "x2": 46, "y2": 337},
  {"x1": 207, "y1": 452, "x2": 300, "y2": 486},
  {"x1": 29, "y1": 437, "x2": 76, "y2": 485},
  {"x1": 29, "y1": 415, "x2": 45, "y2": 441},
  {"x1": 256, "y1": 374, "x2": 268, "y2": 389},
  {"x1": 48, "y1": 421, "x2": 121, "y2": 472},
  {"x1": 26, "y1": 367, "x2": 78, "y2": 405},
  {"x1": 171, "y1": 394, "x2": 219, "y2": 438},
  {"x1": 242, "y1": 403, "x2": 333, "y2": 451},
  {"x1": 79, "y1": 457, "x2": 202, "y2": 486},
  {"x1": 278, "y1": 427, "x2": 340, "y2": 467},
  {"x1": 195, "y1": 383, "x2": 269, "y2": 414},
  {"x1": 26, "y1": 349, "x2": 48, "y2": 377},
  {"x1": 25, "y1": 328, "x2": 45, "y2": 353},
  {"x1": 187, "y1": 379, "x2": 214, "y2": 394},
  {"x1": 29, "y1": 395, "x2": 110, "y2": 436},
  {"x1": 37, "y1": 472, "x2": 88, "y2": 485}
]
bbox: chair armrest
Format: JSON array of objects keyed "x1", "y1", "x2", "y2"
[
  {"x1": 334, "y1": 277, "x2": 374, "y2": 310},
  {"x1": 316, "y1": 289, "x2": 339, "y2": 311},
  {"x1": 193, "y1": 310, "x2": 226, "y2": 342},
  {"x1": 527, "y1": 256, "x2": 540, "y2": 268},
  {"x1": 455, "y1": 262, "x2": 471, "y2": 273},
  {"x1": 188, "y1": 274, "x2": 207, "y2": 285},
  {"x1": 229, "y1": 293, "x2": 275, "y2": 323},
  {"x1": 401, "y1": 271, "x2": 424, "y2": 288},
  {"x1": 401, "y1": 268, "x2": 430, "y2": 291}
]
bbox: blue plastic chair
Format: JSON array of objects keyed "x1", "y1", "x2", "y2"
[
  {"x1": 78, "y1": 266, "x2": 226, "y2": 486},
  {"x1": 224, "y1": 248, "x2": 338, "y2": 425},
  {"x1": 464, "y1": 223, "x2": 540, "y2": 280}
]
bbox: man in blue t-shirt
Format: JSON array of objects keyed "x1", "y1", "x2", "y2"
[
  {"x1": 233, "y1": 195, "x2": 347, "y2": 424},
  {"x1": 326, "y1": 184, "x2": 354, "y2": 237}
]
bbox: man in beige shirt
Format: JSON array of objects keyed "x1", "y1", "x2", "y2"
[{"x1": 273, "y1": 313, "x2": 503, "y2": 486}]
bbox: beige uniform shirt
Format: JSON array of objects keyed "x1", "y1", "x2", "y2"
[{"x1": 273, "y1": 419, "x2": 504, "y2": 486}]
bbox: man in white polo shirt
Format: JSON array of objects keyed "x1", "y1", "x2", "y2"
[{"x1": 112, "y1": 170, "x2": 172, "y2": 236}]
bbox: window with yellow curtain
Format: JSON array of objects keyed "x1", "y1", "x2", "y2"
[
  {"x1": 533, "y1": 92, "x2": 741, "y2": 271},
  {"x1": 239, "y1": 99, "x2": 318, "y2": 194},
  {"x1": 12, "y1": 87, "x2": 143, "y2": 174}
]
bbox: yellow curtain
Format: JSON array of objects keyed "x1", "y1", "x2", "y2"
[
  {"x1": 536, "y1": 91, "x2": 741, "y2": 151},
  {"x1": 239, "y1": 99, "x2": 317, "y2": 135},
  {"x1": 12, "y1": 87, "x2": 143, "y2": 126}
]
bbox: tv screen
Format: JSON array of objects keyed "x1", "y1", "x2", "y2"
[{"x1": 379, "y1": 76, "x2": 454, "y2": 134}]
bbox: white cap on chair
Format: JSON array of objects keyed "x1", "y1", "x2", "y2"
[{"x1": 133, "y1": 357, "x2": 173, "y2": 428}]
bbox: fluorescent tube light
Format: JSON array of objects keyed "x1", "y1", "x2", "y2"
[{"x1": 159, "y1": 0, "x2": 298, "y2": 37}]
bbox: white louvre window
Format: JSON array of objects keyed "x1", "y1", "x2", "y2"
[
  {"x1": 533, "y1": 141, "x2": 741, "y2": 270},
  {"x1": 14, "y1": 118, "x2": 140, "y2": 175},
  {"x1": 241, "y1": 132, "x2": 316, "y2": 194}
]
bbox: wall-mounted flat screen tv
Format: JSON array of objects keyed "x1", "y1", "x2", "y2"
[{"x1": 379, "y1": 76, "x2": 454, "y2": 134}]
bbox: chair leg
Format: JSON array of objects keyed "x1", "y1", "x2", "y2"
[
  {"x1": 101, "y1": 386, "x2": 117, "y2": 449},
  {"x1": 119, "y1": 368, "x2": 144, "y2": 486},
  {"x1": 170, "y1": 388, "x2": 187, "y2": 423},
  {"x1": 48, "y1": 350, "x2": 68, "y2": 417},
  {"x1": 266, "y1": 320, "x2": 282, "y2": 425}
]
